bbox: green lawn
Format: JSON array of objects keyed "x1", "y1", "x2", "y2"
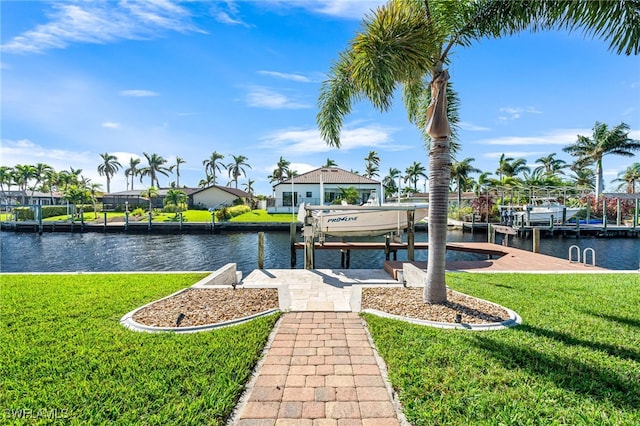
[
  {"x1": 1, "y1": 274, "x2": 279, "y2": 425},
  {"x1": 364, "y1": 273, "x2": 640, "y2": 425},
  {"x1": 40, "y1": 209, "x2": 294, "y2": 223},
  {"x1": 230, "y1": 209, "x2": 296, "y2": 222}
]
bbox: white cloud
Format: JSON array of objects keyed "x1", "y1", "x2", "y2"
[
  {"x1": 215, "y1": 11, "x2": 250, "y2": 27},
  {"x1": 293, "y1": 0, "x2": 387, "y2": 19},
  {"x1": 260, "y1": 124, "x2": 395, "y2": 154},
  {"x1": 459, "y1": 121, "x2": 490, "y2": 131},
  {"x1": 498, "y1": 106, "x2": 543, "y2": 121},
  {"x1": 1, "y1": 138, "x2": 93, "y2": 172},
  {"x1": 482, "y1": 151, "x2": 548, "y2": 160},
  {"x1": 476, "y1": 128, "x2": 590, "y2": 146},
  {"x1": 119, "y1": 89, "x2": 158, "y2": 97},
  {"x1": 101, "y1": 122, "x2": 120, "y2": 129},
  {"x1": 246, "y1": 86, "x2": 311, "y2": 109},
  {"x1": 258, "y1": 70, "x2": 312, "y2": 83},
  {"x1": 1, "y1": 1, "x2": 201, "y2": 54}
]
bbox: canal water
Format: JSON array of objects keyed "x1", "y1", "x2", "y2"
[{"x1": 1, "y1": 230, "x2": 638, "y2": 274}]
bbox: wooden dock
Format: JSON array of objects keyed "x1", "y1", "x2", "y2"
[
  {"x1": 460, "y1": 221, "x2": 639, "y2": 238},
  {"x1": 382, "y1": 243, "x2": 609, "y2": 278},
  {"x1": 292, "y1": 240, "x2": 608, "y2": 272}
]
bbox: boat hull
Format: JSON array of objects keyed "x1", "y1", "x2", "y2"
[
  {"x1": 517, "y1": 207, "x2": 581, "y2": 224},
  {"x1": 314, "y1": 208, "x2": 428, "y2": 237}
]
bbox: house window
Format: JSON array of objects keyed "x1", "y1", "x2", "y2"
[
  {"x1": 283, "y1": 192, "x2": 298, "y2": 207},
  {"x1": 306, "y1": 191, "x2": 312, "y2": 198},
  {"x1": 326, "y1": 192, "x2": 338, "y2": 203}
]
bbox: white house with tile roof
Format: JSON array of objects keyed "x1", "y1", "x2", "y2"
[
  {"x1": 103, "y1": 185, "x2": 250, "y2": 210},
  {"x1": 269, "y1": 167, "x2": 382, "y2": 213}
]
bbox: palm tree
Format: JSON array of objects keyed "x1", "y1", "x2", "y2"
[
  {"x1": 139, "y1": 152, "x2": 171, "y2": 188},
  {"x1": 140, "y1": 186, "x2": 159, "y2": 212},
  {"x1": 612, "y1": 163, "x2": 640, "y2": 193},
  {"x1": 451, "y1": 158, "x2": 480, "y2": 206},
  {"x1": 28, "y1": 163, "x2": 53, "y2": 203},
  {"x1": 243, "y1": 179, "x2": 255, "y2": 196},
  {"x1": 364, "y1": 151, "x2": 381, "y2": 178},
  {"x1": 97, "y1": 153, "x2": 121, "y2": 194},
  {"x1": 174, "y1": 157, "x2": 186, "y2": 187},
  {"x1": 569, "y1": 165, "x2": 596, "y2": 191},
  {"x1": 317, "y1": 0, "x2": 636, "y2": 303},
  {"x1": 0, "y1": 166, "x2": 12, "y2": 202},
  {"x1": 335, "y1": 186, "x2": 360, "y2": 205},
  {"x1": 496, "y1": 154, "x2": 529, "y2": 183},
  {"x1": 323, "y1": 158, "x2": 338, "y2": 168},
  {"x1": 534, "y1": 153, "x2": 567, "y2": 178},
  {"x1": 124, "y1": 157, "x2": 141, "y2": 191},
  {"x1": 164, "y1": 188, "x2": 188, "y2": 210},
  {"x1": 269, "y1": 156, "x2": 291, "y2": 184},
  {"x1": 87, "y1": 182, "x2": 102, "y2": 219},
  {"x1": 227, "y1": 155, "x2": 251, "y2": 189},
  {"x1": 383, "y1": 167, "x2": 402, "y2": 199},
  {"x1": 198, "y1": 175, "x2": 215, "y2": 188},
  {"x1": 202, "y1": 151, "x2": 225, "y2": 186},
  {"x1": 405, "y1": 161, "x2": 427, "y2": 192},
  {"x1": 14, "y1": 164, "x2": 35, "y2": 204},
  {"x1": 62, "y1": 185, "x2": 90, "y2": 220},
  {"x1": 564, "y1": 122, "x2": 640, "y2": 198}
]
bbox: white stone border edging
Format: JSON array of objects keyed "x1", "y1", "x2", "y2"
[
  {"x1": 361, "y1": 290, "x2": 522, "y2": 331},
  {"x1": 120, "y1": 265, "x2": 280, "y2": 333}
]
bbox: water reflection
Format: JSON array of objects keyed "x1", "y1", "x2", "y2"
[{"x1": 1, "y1": 230, "x2": 638, "y2": 273}]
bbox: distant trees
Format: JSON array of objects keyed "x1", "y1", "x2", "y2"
[
  {"x1": 269, "y1": 156, "x2": 291, "y2": 183},
  {"x1": 139, "y1": 153, "x2": 171, "y2": 188},
  {"x1": 612, "y1": 162, "x2": 640, "y2": 193},
  {"x1": 563, "y1": 121, "x2": 640, "y2": 198},
  {"x1": 202, "y1": 151, "x2": 225, "y2": 186},
  {"x1": 173, "y1": 157, "x2": 186, "y2": 187},
  {"x1": 364, "y1": 151, "x2": 380, "y2": 178},
  {"x1": 450, "y1": 158, "x2": 480, "y2": 206},
  {"x1": 404, "y1": 161, "x2": 427, "y2": 192},
  {"x1": 124, "y1": 158, "x2": 141, "y2": 191},
  {"x1": 227, "y1": 155, "x2": 251, "y2": 189},
  {"x1": 97, "y1": 152, "x2": 121, "y2": 193},
  {"x1": 323, "y1": 158, "x2": 337, "y2": 168}
]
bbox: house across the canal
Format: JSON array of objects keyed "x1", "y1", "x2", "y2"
[
  {"x1": 102, "y1": 185, "x2": 250, "y2": 210},
  {"x1": 269, "y1": 167, "x2": 382, "y2": 213}
]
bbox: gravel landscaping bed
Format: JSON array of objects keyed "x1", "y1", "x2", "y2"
[
  {"x1": 133, "y1": 288, "x2": 279, "y2": 327},
  {"x1": 361, "y1": 287, "x2": 510, "y2": 324},
  {"x1": 133, "y1": 285, "x2": 509, "y2": 327}
]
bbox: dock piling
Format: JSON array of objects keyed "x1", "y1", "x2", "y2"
[
  {"x1": 258, "y1": 232, "x2": 264, "y2": 269},
  {"x1": 290, "y1": 223, "x2": 297, "y2": 268}
]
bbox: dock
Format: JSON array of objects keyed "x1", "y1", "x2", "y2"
[
  {"x1": 0, "y1": 220, "x2": 300, "y2": 234},
  {"x1": 460, "y1": 221, "x2": 639, "y2": 238}
]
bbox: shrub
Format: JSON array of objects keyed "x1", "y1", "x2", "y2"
[
  {"x1": 41, "y1": 206, "x2": 69, "y2": 219},
  {"x1": 131, "y1": 207, "x2": 145, "y2": 217},
  {"x1": 215, "y1": 205, "x2": 250, "y2": 221},
  {"x1": 162, "y1": 204, "x2": 183, "y2": 213},
  {"x1": 13, "y1": 207, "x2": 34, "y2": 220}
]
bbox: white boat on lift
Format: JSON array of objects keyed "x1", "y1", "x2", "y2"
[
  {"x1": 505, "y1": 198, "x2": 581, "y2": 226},
  {"x1": 298, "y1": 191, "x2": 428, "y2": 237}
]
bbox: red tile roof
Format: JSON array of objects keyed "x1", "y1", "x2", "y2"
[{"x1": 277, "y1": 167, "x2": 380, "y2": 186}]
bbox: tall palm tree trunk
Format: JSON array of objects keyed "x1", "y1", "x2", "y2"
[
  {"x1": 596, "y1": 158, "x2": 604, "y2": 199},
  {"x1": 424, "y1": 69, "x2": 450, "y2": 304}
]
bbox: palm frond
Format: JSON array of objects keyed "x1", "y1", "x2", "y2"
[
  {"x1": 463, "y1": 0, "x2": 640, "y2": 56},
  {"x1": 317, "y1": 52, "x2": 361, "y2": 148}
]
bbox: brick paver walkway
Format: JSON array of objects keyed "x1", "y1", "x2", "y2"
[{"x1": 235, "y1": 312, "x2": 403, "y2": 425}]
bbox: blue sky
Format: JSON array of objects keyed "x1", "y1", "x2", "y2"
[{"x1": 2, "y1": 0, "x2": 638, "y2": 196}]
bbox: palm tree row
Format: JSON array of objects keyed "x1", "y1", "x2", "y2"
[{"x1": 3, "y1": 123, "x2": 637, "y2": 208}]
